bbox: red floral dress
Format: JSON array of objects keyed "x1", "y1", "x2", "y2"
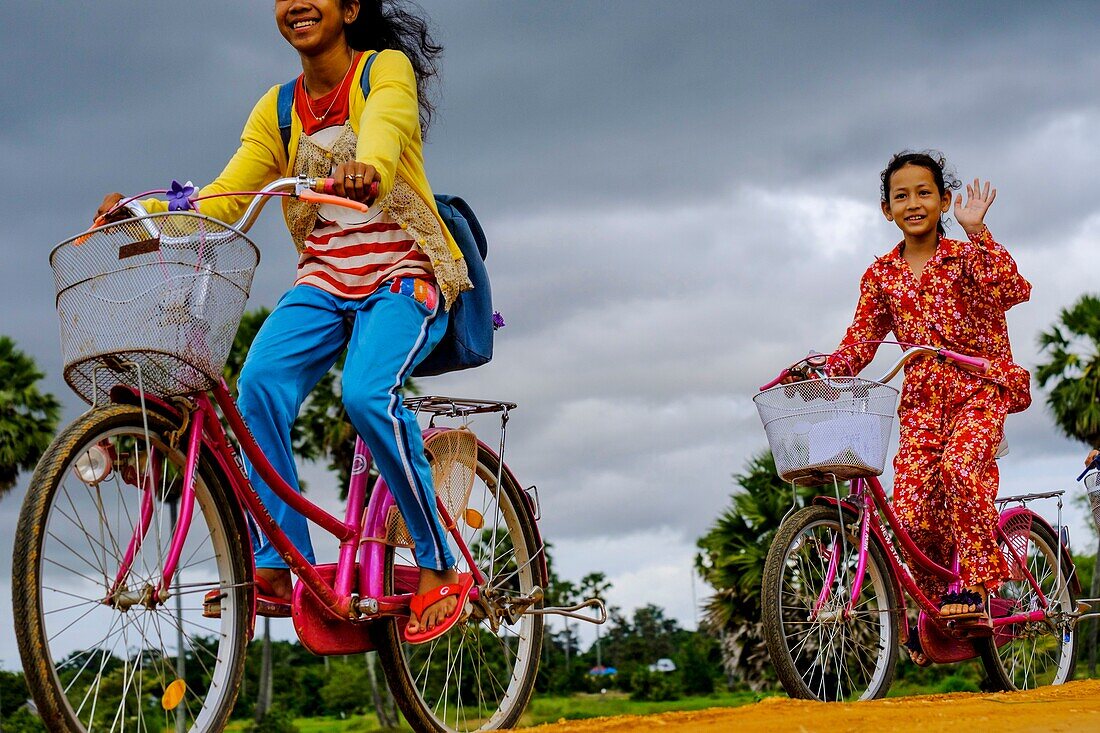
[{"x1": 828, "y1": 226, "x2": 1031, "y2": 596}]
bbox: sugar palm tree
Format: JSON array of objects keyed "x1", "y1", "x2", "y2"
[
  {"x1": 1035, "y1": 293, "x2": 1100, "y2": 674},
  {"x1": 0, "y1": 335, "x2": 60, "y2": 497},
  {"x1": 694, "y1": 450, "x2": 815, "y2": 688},
  {"x1": 578, "y1": 572, "x2": 612, "y2": 670}
]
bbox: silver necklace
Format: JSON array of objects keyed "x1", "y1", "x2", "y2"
[{"x1": 303, "y1": 55, "x2": 355, "y2": 122}]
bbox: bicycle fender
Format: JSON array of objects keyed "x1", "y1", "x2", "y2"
[{"x1": 999, "y1": 507, "x2": 1081, "y2": 596}]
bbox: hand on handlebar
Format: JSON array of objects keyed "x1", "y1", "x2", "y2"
[
  {"x1": 95, "y1": 193, "x2": 130, "y2": 224},
  {"x1": 779, "y1": 364, "x2": 818, "y2": 385},
  {"x1": 330, "y1": 162, "x2": 380, "y2": 205}
]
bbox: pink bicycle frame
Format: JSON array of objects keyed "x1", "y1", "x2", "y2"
[
  {"x1": 108, "y1": 379, "x2": 488, "y2": 622},
  {"x1": 815, "y1": 476, "x2": 1056, "y2": 633}
]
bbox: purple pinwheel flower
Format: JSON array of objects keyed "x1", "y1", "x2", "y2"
[
  {"x1": 167, "y1": 180, "x2": 197, "y2": 212},
  {"x1": 492, "y1": 311, "x2": 506, "y2": 330}
]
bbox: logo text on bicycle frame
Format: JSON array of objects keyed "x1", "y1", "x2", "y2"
[{"x1": 352, "y1": 454, "x2": 368, "y2": 476}]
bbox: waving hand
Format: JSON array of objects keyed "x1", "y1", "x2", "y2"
[{"x1": 954, "y1": 178, "x2": 996, "y2": 235}]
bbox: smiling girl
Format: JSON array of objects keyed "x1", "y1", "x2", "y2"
[
  {"x1": 98, "y1": 0, "x2": 474, "y2": 644},
  {"x1": 828, "y1": 150, "x2": 1031, "y2": 665}
]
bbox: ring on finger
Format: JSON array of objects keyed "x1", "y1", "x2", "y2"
[{"x1": 353, "y1": 173, "x2": 364, "y2": 179}]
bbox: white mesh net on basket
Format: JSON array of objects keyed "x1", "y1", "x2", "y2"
[
  {"x1": 754, "y1": 377, "x2": 898, "y2": 483},
  {"x1": 50, "y1": 213, "x2": 259, "y2": 404},
  {"x1": 385, "y1": 427, "x2": 478, "y2": 548},
  {"x1": 1083, "y1": 472, "x2": 1100, "y2": 531}
]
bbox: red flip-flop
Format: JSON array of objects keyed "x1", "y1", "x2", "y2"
[
  {"x1": 404, "y1": 573, "x2": 475, "y2": 645},
  {"x1": 203, "y1": 575, "x2": 291, "y2": 619}
]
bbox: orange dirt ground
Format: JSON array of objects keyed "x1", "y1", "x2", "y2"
[{"x1": 521, "y1": 679, "x2": 1100, "y2": 733}]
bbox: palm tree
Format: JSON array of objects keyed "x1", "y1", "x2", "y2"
[
  {"x1": 1035, "y1": 293, "x2": 1100, "y2": 675},
  {"x1": 0, "y1": 335, "x2": 60, "y2": 497},
  {"x1": 694, "y1": 450, "x2": 815, "y2": 689},
  {"x1": 578, "y1": 572, "x2": 612, "y2": 671}
]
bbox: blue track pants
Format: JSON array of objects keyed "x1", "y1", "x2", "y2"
[{"x1": 237, "y1": 282, "x2": 455, "y2": 572}]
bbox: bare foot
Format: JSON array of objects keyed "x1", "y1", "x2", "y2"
[
  {"x1": 940, "y1": 584, "x2": 987, "y2": 618},
  {"x1": 406, "y1": 567, "x2": 461, "y2": 635},
  {"x1": 255, "y1": 567, "x2": 293, "y2": 601}
]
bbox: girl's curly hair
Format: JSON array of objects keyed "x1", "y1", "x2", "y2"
[{"x1": 344, "y1": 1, "x2": 443, "y2": 134}]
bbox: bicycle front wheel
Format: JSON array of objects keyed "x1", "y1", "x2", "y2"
[
  {"x1": 980, "y1": 515, "x2": 1077, "y2": 690},
  {"x1": 375, "y1": 442, "x2": 546, "y2": 732},
  {"x1": 12, "y1": 404, "x2": 252, "y2": 732},
  {"x1": 762, "y1": 505, "x2": 900, "y2": 701}
]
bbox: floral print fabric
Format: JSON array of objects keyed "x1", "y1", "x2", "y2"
[{"x1": 829, "y1": 226, "x2": 1030, "y2": 595}]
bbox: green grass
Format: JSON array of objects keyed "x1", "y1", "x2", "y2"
[
  {"x1": 522, "y1": 690, "x2": 764, "y2": 725},
  {"x1": 225, "y1": 691, "x2": 764, "y2": 732}
]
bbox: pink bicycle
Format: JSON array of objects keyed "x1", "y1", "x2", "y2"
[
  {"x1": 754, "y1": 344, "x2": 1097, "y2": 701},
  {"x1": 12, "y1": 179, "x2": 604, "y2": 732}
]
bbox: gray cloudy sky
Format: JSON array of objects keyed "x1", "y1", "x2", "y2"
[{"x1": 3, "y1": 1, "x2": 1100, "y2": 665}]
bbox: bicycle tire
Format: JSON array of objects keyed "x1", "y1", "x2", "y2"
[
  {"x1": 978, "y1": 516, "x2": 1078, "y2": 690},
  {"x1": 762, "y1": 504, "x2": 900, "y2": 701},
  {"x1": 374, "y1": 441, "x2": 546, "y2": 732},
  {"x1": 12, "y1": 404, "x2": 252, "y2": 732}
]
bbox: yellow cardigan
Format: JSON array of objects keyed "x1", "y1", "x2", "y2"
[{"x1": 144, "y1": 49, "x2": 461, "y2": 261}]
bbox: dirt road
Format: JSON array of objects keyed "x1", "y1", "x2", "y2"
[{"x1": 524, "y1": 679, "x2": 1100, "y2": 732}]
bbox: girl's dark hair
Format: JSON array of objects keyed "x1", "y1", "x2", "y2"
[
  {"x1": 880, "y1": 150, "x2": 961, "y2": 235},
  {"x1": 344, "y1": 1, "x2": 443, "y2": 133}
]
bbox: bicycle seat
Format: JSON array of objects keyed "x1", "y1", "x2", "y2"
[{"x1": 995, "y1": 437, "x2": 1009, "y2": 460}]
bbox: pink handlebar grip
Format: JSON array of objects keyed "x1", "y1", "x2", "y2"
[
  {"x1": 759, "y1": 370, "x2": 789, "y2": 392},
  {"x1": 940, "y1": 349, "x2": 990, "y2": 373},
  {"x1": 315, "y1": 178, "x2": 378, "y2": 201},
  {"x1": 298, "y1": 188, "x2": 370, "y2": 212}
]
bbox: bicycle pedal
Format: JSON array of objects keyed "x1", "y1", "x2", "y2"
[{"x1": 203, "y1": 591, "x2": 226, "y2": 619}]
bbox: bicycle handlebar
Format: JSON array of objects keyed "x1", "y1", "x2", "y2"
[
  {"x1": 759, "y1": 344, "x2": 991, "y2": 392},
  {"x1": 78, "y1": 176, "x2": 377, "y2": 245},
  {"x1": 1078, "y1": 453, "x2": 1100, "y2": 482}
]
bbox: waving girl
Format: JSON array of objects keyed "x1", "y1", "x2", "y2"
[
  {"x1": 828, "y1": 151, "x2": 1031, "y2": 665},
  {"x1": 98, "y1": 0, "x2": 474, "y2": 644}
]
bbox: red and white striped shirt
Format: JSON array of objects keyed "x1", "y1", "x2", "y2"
[{"x1": 292, "y1": 67, "x2": 434, "y2": 298}]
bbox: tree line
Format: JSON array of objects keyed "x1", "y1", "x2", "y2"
[{"x1": 4, "y1": 295, "x2": 1100, "y2": 727}]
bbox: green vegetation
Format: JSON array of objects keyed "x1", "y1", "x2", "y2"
[
  {"x1": 222, "y1": 690, "x2": 766, "y2": 731},
  {"x1": 0, "y1": 334, "x2": 60, "y2": 496}
]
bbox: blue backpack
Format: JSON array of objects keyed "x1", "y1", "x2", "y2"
[{"x1": 276, "y1": 52, "x2": 494, "y2": 377}]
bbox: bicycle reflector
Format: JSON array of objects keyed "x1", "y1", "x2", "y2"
[
  {"x1": 73, "y1": 444, "x2": 112, "y2": 485},
  {"x1": 161, "y1": 679, "x2": 187, "y2": 711},
  {"x1": 464, "y1": 508, "x2": 485, "y2": 529}
]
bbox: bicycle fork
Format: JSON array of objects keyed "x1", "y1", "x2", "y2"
[
  {"x1": 104, "y1": 400, "x2": 207, "y2": 611},
  {"x1": 812, "y1": 496, "x2": 871, "y2": 623}
]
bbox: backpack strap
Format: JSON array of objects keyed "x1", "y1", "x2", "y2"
[
  {"x1": 277, "y1": 51, "x2": 380, "y2": 159},
  {"x1": 277, "y1": 78, "x2": 296, "y2": 155},
  {"x1": 359, "y1": 50, "x2": 379, "y2": 99}
]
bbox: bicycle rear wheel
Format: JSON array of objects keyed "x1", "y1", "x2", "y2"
[
  {"x1": 980, "y1": 515, "x2": 1077, "y2": 690},
  {"x1": 374, "y1": 441, "x2": 545, "y2": 732},
  {"x1": 762, "y1": 505, "x2": 900, "y2": 701},
  {"x1": 12, "y1": 404, "x2": 251, "y2": 732}
]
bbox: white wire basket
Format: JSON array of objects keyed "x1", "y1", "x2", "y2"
[
  {"x1": 1083, "y1": 472, "x2": 1100, "y2": 530},
  {"x1": 754, "y1": 377, "x2": 898, "y2": 484},
  {"x1": 50, "y1": 212, "x2": 259, "y2": 404}
]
